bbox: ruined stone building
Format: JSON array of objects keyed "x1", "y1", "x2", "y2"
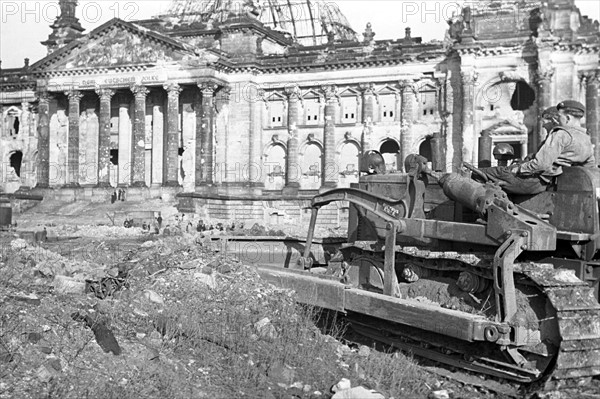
[{"x1": 0, "y1": 0, "x2": 598, "y2": 223}]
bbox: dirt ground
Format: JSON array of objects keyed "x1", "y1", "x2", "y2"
[{"x1": 1, "y1": 198, "x2": 598, "y2": 399}]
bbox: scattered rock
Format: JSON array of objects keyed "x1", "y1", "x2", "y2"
[
  {"x1": 53, "y1": 275, "x2": 86, "y2": 295},
  {"x1": 357, "y1": 345, "x2": 371, "y2": 357},
  {"x1": 143, "y1": 290, "x2": 164, "y2": 305},
  {"x1": 38, "y1": 346, "x2": 52, "y2": 354},
  {"x1": 268, "y1": 362, "x2": 296, "y2": 385},
  {"x1": 9, "y1": 293, "x2": 41, "y2": 306},
  {"x1": 331, "y1": 378, "x2": 352, "y2": 393},
  {"x1": 71, "y1": 312, "x2": 121, "y2": 355},
  {"x1": 140, "y1": 240, "x2": 155, "y2": 248},
  {"x1": 27, "y1": 333, "x2": 43, "y2": 344},
  {"x1": 10, "y1": 239, "x2": 28, "y2": 250},
  {"x1": 193, "y1": 272, "x2": 216, "y2": 289},
  {"x1": 179, "y1": 259, "x2": 201, "y2": 269},
  {"x1": 36, "y1": 363, "x2": 60, "y2": 382},
  {"x1": 429, "y1": 389, "x2": 450, "y2": 399},
  {"x1": 47, "y1": 357, "x2": 62, "y2": 372},
  {"x1": 332, "y1": 386, "x2": 385, "y2": 399},
  {"x1": 254, "y1": 317, "x2": 278, "y2": 340}
]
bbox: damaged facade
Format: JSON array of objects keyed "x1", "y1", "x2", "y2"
[{"x1": 0, "y1": 0, "x2": 598, "y2": 223}]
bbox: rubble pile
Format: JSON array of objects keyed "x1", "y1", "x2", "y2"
[{"x1": 1, "y1": 228, "x2": 498, "y2": 399}]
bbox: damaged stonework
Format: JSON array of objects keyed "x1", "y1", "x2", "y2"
[{"x1": 0, "y1": 100, "x2": 39, "y2": 193}]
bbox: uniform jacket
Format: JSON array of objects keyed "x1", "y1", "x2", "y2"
[{"x1": 517, "y1": 125, "x2": 595, "y2": 182}]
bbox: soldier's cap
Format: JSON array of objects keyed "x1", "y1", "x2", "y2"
[
  {"x1": 556, "y1": 100, "x2": 585, "y2": 114},
  {"x1": 541, "y1": 106, "x2": 559, "y2": 117}
]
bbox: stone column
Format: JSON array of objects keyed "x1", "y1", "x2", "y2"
[
  {"x1": 65, "y1": 90, "x2": 83, "y2": 187},
  {"x1": 581, "y1": 71, "x2": 600, "y2": 164},
  {"x1": 400, "y1": 80, "x2": 417, "y2": 171},
  {"x1": 478, "y1": 130, "x2": 492, "y2": 167},
  {"x1": 0, "y1": 105, "x2": 5, "y2": 138},
  {"x1": 163, "y1": 83, "x2": 182, "y2": 187},
  {"x1": 321, "y1": 85, "x2": 338, "y2": 188},
  {"x1": 359, "y1": 83, "x2": 375, "y2": 153},
  {"x1": 151, "y1": 91, "x2": 164, "y2": 186},
  {"x1": 130, "y1": 85, "x2": 149, "y2": 187},
  {"x1": 35, "y1": 91, "x2": 51, "y2": 189},
  {"x1": 535, "y1": 68, "x2": 554, "y2": 153},
  {"x1": 196, "y1": 82, "x2": 217, "y2": 187},
  {"x1": 95, "y1": 88, "x2": 114, "y2": 187},
  {"x1": 460, "y1": 71, "x2": 477, "y2": 165},
  {"x1": 431, "y1": 131, "x2": 443, "y2": 172},
  {"x1": 20, "y1": 101, "x2": 30, "y2": 137},
  {"x1": 283, "y1": 85, "x2": 301, "y2": 193},
  {"x1": 18, "y1": 101, "x2": 33, "y2": 189}
]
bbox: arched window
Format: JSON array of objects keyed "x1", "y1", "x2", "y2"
[
  {"x1": 264, "y1": 144, "x2": 286, "y2": 190},
  {"x1": 9, "y1": 151, "x2": 23, "y2": 177},
  {"x1": 339, "y1": 142, "x2": 360, "y2": 187},
  {"x1": 380, "y1": 139, "x2": 400, "y2": 172},
  {"x1": 300, "y1": 143, "x2": 322, "y2": 190}
]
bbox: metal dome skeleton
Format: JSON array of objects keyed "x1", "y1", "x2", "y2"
[{"x1": 159, "y1": 0, "x2": 357, "y2": 45}]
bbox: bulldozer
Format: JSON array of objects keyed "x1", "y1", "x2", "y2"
[{"x1": 258, "y1": 153, "x2": 600, "y2": 384}]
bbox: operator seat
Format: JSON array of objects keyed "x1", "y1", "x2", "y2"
[{"x1": 513, "y1": 167, "x2": 600, "y2": 234}]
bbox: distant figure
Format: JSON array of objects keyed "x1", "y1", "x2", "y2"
[
  {"x1": 111, "y1": 191, "x2": 117, "y2": 204},
  {"x1": 157, "y1": 215, "x2": 163, "y2": 229}
]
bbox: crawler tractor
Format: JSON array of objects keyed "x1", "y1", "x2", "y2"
[{"x1": 258, "y1": 155, "x2": 600, "y2": 384}]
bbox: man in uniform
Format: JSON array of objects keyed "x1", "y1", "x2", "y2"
[{"x1": 467, "y1": 100, "x2": 595, "y2": 195}]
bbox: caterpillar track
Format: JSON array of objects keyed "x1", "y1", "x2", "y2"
[
  {"x1": 256, "y1": 156, "x2": 600, "y2": 390},
  {"x1": 336, "y1": 244, "x2": 600, "y2": 383}
]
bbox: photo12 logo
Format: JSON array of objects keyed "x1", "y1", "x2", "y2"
[{"x1": 1, "y1": 1, "x2": 140, "y2": 24}]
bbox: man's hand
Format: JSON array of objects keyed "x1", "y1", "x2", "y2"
[{"x1": 508, "y1": 163, "x2": 520, "y2": 174}]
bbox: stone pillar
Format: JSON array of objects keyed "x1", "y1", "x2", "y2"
[
  {"x1": 431, "y1": 132, "x2": 443, "y2": 172},
  {"x1": 283, "y1": 85, "x2": 301, "y2": 193},
  {"x1": 400, "y1": 80, "x2": 417, "y2": 171},
  {"x1": 35, "y1": 91, "x2": 51, "y2": 188},
  {"x1": 0, "y1": 105, "x2": 5, "y2": 138},
  {"x1": 321, "y1": 85, "x2": 338, "y2": 188},
  {"x1": 18, "y1": 101, "x2": 33, "y2": 189},
  {"x1": 535, "y1": 68, "x2": 554, "y2": 153},
  {"x1": 95, "y1": 88, "x2": 114, "y2": 187},
  {"x1": 65, "y1": 90, "x2": 83, "y2": 186},
  {"x1": 130, "y1": 85, "x2": 149, "y2": 187},
  {"x1": 151, "y1": 92, "x2": 164, "y2": 186},
  {"x1": 478, "y1": 130, "x2": 492, "y2": 167},
  {"x1": 520, "y1": 141, "x2": 527, "y2": 161},
  {"x1": 163, "y1": 83, "x2": 182, "y2": 187},
  {"x1": 117, "y1": 96, "x2": 132, "y2": 186},
  {"x1": 196, "y1": 82, "x2": 217, "y2": 187},
  {"x1": 460, "y1": 71, "x2": 477, "y2": 165},
  {"x1": 582, "y1": 71, "x2": 600, "y2": 164},
  {"x1": 359, "y1": 83, "x2": 375, "y2": 154},
  {"x1": 20, "y1": 101, "x2": 30, "y2": 137}
]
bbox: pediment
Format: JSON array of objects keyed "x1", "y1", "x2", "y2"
[{"x1": 32, "y1": 19, "x2": 195, "y2": 71}]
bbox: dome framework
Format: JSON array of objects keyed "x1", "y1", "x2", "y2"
[{"x1": 159, "y1": 0, "x2": 357, "y2": 45}]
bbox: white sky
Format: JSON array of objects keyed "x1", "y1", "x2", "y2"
[{"x1": 0, "y1": 0, "x2": 599, "y2": 68}]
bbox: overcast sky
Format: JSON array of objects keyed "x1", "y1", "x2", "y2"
[{"x1": 1, "y1": 0, "x2": 599, "y2": 68}]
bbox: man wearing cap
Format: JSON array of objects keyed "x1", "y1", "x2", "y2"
[{"x1": 466, "y1": 100, "x2": 595, "y2": 195}]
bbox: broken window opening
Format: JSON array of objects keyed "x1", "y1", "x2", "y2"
[
  {"x1": 13, "y1": 117, "x2": 20, "y2": 135},
  {"x1": 110, "y1": 149, "x2": 119, "y2": 165},
  {"x1": 510, "y1": 81, "x2": 535, "y2": 111},
  {"x1": 419, "y1": 137, "x2": 432, "y2": 161},
  {"x1": 10, "y1": 151, "x2": 23, "y2": 177}
]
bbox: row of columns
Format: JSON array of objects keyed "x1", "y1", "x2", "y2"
[
  {"x1": 35, "y1": 81, "x2": 223, "y2": 189},
  {"x1": 581, "y1": 71, "x2": 600, "y2": 164}
]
